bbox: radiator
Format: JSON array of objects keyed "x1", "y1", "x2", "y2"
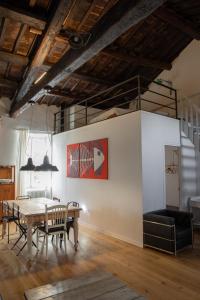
[{"x1": 26, "y1": 189, "x2": 45, "y2": 198}]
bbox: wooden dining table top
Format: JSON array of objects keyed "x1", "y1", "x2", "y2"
[{"x1": 7, "y1": 198, "x2": 82, "y2": 217}]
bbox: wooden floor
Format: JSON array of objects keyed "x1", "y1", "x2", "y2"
[{"x1": 0, "y1": 225, "x2": 200, "y2": 300}]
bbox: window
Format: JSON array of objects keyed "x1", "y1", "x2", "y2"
[{"x1": 24, "y1": 133, "x2": 52, "y2": 194}]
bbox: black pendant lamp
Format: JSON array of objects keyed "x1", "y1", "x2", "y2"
[
  {"x1": 20, "y1": 157, "x2": 36, "y2": 171},
  {"x1": 34, "y1": 154, "x2": 58, "y2": 172}
]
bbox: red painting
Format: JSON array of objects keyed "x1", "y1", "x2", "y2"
[
  {"x1": 80, "y1": 138, "x2": 108, "y2": 179},
  {"x1": 67, "y1": 143, "x2": 80, "y2": 178}
]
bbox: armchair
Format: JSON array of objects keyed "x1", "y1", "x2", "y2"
[{"x1": 143, "y1": 209, "x2": 193, "y2": 255}]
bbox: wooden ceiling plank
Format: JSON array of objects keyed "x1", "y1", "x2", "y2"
[
  {"x1": 13, "y1": 0, "x2": 72, "y2": 105},
  {"x1": 11, "y1": 0, "x2": 167, "y2": 116},
  {"x1": 0, "y1": 50, "x2": 29, "y2": 66},
  {"x1": 13, "y1": 24, "x2": 28, "y2": 53},
  {"x1": 102, "y1": 49, "x2": 172, "y2": 70},
  {"x1": 0, "y1": 77, "x2": 18, "y2": 89},
  {"x1": 29, "y1": 0, "x2": 37, "y2": 8},
  {"x1": 155, "y1": 7, "x2": 200, "y2": 40},
  {"x1": 0, "y1": 17, "x2": 9, "y2": 48},
  {"x1": 42, "y1": 63, "x2": 113, "y2": 86},
  {"x1": 0, "y1": 5, "x2": 46, "y2": 31}
]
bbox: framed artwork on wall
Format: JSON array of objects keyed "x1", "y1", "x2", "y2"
[
  {"x1": 67, "y1": 138, "x2": 108, "y2": 179},
  {"x1": 80, "y1": 138, "x2": 108, "y2": 179},
  {"x1": 66, "y1": 143, "x2": 80, "y2": 178}
]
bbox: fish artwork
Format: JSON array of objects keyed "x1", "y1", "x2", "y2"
[
  {"x1": 80, "y1": 139, "x2": 108, "y2": 179},
  {"x1": 67, "y1": 138, "x2": 108, "y2": 179},
  {"x1": 67, "y1": 143, "x2": 80, "y2": 177}
]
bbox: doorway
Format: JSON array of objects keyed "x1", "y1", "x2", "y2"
[{"x1": 165, "y1": 146, "x2": 180, "y2": 209}]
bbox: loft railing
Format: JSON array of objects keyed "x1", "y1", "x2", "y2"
[{"x1": 54, "y1": 74, "x2": 177, "y2": 134}]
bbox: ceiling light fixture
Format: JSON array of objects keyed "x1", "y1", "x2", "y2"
[{"x1": 34, "y1": 72, "x2": 47, "y2": 84}]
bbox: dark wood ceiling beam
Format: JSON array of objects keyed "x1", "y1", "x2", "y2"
[
  {"x1": 12, "y1": 0, "x2": 71, "y2": 106},
  {"x1": 0, "y1": 77, "x2": 18, "y2": 89},
  {"x1": 102, "y1": 49, "x2": 172, "y2": 70},
  {"x1": 0, "y1": 50, "x2": 29, "y2": 66},
  {"x1": 0, "y1": 5, "x2": 46, "y2": 30},
  {"x1": 10, "y1": 0, "x2": 167, "y2": 116},
  {"x1": 155, "y1": 7, "x2": 200, "y2": 40}
]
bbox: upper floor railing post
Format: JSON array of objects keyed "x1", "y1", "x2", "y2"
[
  {"x1": 85, "y1": 100, "x2": 88, "y2": 125},
  {"x1": 137, "y1": 75, "x2": 141, "y2": 110}
]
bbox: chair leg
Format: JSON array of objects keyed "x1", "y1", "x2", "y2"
[
  {"x1": 56, "y1": 234, "x2": 58, "y2": 248},
  {"x1": 46, "y1": 235, "x2": 48, "y2": 260},
  {"x1": 11, "y1": 231, "x2": 24, "y2": 250},
  {"x1": 64, "y1": 233, "x2": 67, "y2": 253},
  {"x1": 36, "y1": 230, "x2": 39, "y2": 249},
  {"x1": 67, "y1": 228, "x2": 70, "y2": 240},
  {"x1": 7, "y1": 222, "x2": 10, "y2": 244}
]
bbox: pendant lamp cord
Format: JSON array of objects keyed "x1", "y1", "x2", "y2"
[
  {"x1": 46, "y1": 105, "x2": 52, "y2": 150},
  {"x1": 25, "y1": 103, "x2": 34, "y2": 157}
]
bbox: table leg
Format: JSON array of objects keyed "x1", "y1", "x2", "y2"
[
  {"x1": 2, "y1": 220, "x2": 6, "y2": 238},
  {"x1": 73, "y1": 217, "x2": 78, "y2": 251},
  {"x1": 27, "y1": 219, "x2": 33, "y2": 260}
]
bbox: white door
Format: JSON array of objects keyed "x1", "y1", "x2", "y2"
[{"x1": 165, "y1": 146, "x2": 180, "y2": 208}]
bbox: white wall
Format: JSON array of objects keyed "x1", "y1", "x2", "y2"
[
  {"x1": 152, "y1": 40, "x2": 200, "y2": 101},
  {"x1": 0, "y1": 124, "x2": 19, "y2": 166},
  {"x1": 2, "y1": 104, "x2": 58, "y2": 132},
  {"x1": 52, "y1": 110, "x2": 180, "y2": 246},
  {"x1": 53, "y1": 111, "x2": 143, "y2": 246},
  {"x1": 141, "y1": 111, "x2": 180, "y2": 213}
]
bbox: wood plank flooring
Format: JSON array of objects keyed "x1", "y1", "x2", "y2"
[{"x1": 0, "y1": 224, "x2": 200, "y2": 300}]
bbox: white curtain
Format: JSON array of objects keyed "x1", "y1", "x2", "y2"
[{"x1": 16, "y1": 129, "x2": 28, "y2": 196}]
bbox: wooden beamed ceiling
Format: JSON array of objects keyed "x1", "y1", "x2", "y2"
[
  {"x1": 11, "y1": 0, "x2": 168, "y2": 116},
  {"x1": 0, "y1": 0, "x2": 198, "y2": 115}
]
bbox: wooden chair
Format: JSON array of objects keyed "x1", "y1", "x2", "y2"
[
  {"x1": 11, "y1": 203, "x2": 37, "y2": 256},
  {"x1": 52, "y1": 197, "x2": 60, "y2": 202},
  {"x1": 37, "y1": 204, "x2": 68, "y2": 259},
  {"x1": 66, "y1": 201, "x2": 79, "y2": 240},
  {"x1": 1, "y1": 201, "x2": 19, "y2": 243}
]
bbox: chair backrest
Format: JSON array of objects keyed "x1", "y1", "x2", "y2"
[
  {"x1": 67, "y1": 201, "x2": 79, "y2": 208},
  {"x1": 13, "y1": 203, "x2": 20, "y2": 217},
  {"x1": 16, "y1": 195, "x2": 31, "y2": 200},
  {"x1": 45, "y1": 204, "x2": 67, "y2": 233},
  {"x1": 2, "y1": 201, "x2": 10, "y2": 216},
  {"x1": 52, "y1": 196, "x2": 60, "y2": 202}
]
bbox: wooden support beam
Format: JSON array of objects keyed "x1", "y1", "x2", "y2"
[
  {"x1": 155, "y1": 7, "x2": 200, "y2": 40},
  {"x1": 12, "y1": 0, "x2": 71, "y2": 105},
  {"x1": 0, "y1": 77, "x2": 18, "y2": 89},
  {"x1": 10, "y1": 0, "x2": 167, "y2": 116},
  {"x1": 0, "y1": 5, "x2": 46, "y2": 31},
  {"x1": 0, "y1": 50, "x2": 29, "y2": 66},
  {"x1": 102, "y1": 49, "x2": 172, "y2": 70}
]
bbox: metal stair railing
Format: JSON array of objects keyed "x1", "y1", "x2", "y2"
[{"x1": 180, "y1": 96, "x2": 200, "y2": 151}]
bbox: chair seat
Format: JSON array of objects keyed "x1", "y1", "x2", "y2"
[{"x1": 38, "y1": 226, "x2": 65, "y2": 234}]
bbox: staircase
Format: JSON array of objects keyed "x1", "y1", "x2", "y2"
[{"x1": 179, "y1": 97, "x2": 200, "y2": 208}]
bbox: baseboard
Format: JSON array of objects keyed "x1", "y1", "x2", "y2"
[{"x1": 80, "y1": 221, "x2": 143, "y2": 248}]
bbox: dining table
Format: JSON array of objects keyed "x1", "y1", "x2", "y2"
[{"x1": 4, "y1": 198, "x2": 82, "y2": 260}]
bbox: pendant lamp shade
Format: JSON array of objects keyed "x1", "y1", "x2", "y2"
[
  {"x1": 20, "y1": 157, "x2": 35, "y2": 171},
  {"x1": 34, "y1": 155, "x2": 58, "y2": 172}
]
